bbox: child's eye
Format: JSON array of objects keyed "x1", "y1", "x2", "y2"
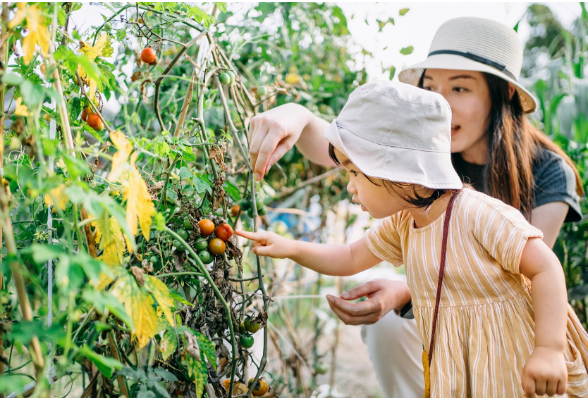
[{"x1": 349, "y1": 170, "x2": 358, "y2": 177}]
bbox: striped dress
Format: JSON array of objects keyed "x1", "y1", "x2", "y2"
[{"x1": 365, "y1": 189, "x2": 588, "y2": 397}]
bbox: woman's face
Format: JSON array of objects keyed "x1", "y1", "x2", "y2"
[{"x1": 422, "y1": 69, "x2": 492, "y2": 160}]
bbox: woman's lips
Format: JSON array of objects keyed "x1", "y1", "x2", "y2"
[{"x1": 451, "y1": 125, "x2": 460, "y2": 136}]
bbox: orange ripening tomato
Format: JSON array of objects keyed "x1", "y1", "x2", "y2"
[
  {"x1": 209, "y1": 238, "x2": 226, "y2": 255},
  {"x1": 231, "y1": 204, "x2": 240, "y2": 217},
  {"x1": 215, "y1": 223, "x2": 234, "y2": 242},
  {"x1": 81, "y1": 107, "x2": 92, "y2": 122},
  {"x1": 86, "y1": 113, "x2": 104, "y2": 131},
  {"x1": 198, "y1": 219, "x2": 215, "y2": 236},
  {"x1": 141, "y1": 47, "x2": 157, "y2": 64}
]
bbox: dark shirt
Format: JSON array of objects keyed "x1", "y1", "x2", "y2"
[{"x1": 451, "y1": 148, "x2": 582, "y2": 222}]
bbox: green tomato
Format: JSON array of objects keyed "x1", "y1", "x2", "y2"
[
  {"x1": 195, "y1": 238, "x2": 208, "y2": 251},
  {"x1": 315, "y1": 362, "x2": 329, "y2": 375},
  {"x1": 244, "y1": 319, "x2": 261, "y2": 333},
  {"x1": 227, "y1": 71, "x2": 235, "y2": 84},
  {"x1": 149, "y1": 256, "x2": 158, "y2": 264},
  {"x1": 104, "y1": 21, "x2": 112, "y2": 30},
  {"x1": 183, "y1": 218, "x2": 192, "y2": 230},
  {"x1": 258, "y1": 205, "x2": 268, "y2": 216},
  {"x1": 239, "y1": 199, "x2": 251, "y2": 210},
  {"x1": 178, "y1": 229, "x2": 189, "y2": 240},
  {"x1": 257, "y1": 86, "x2": 267, "y2": 97},
  {"x1": 198, "y1": 250, "x2": 213, "y2": 264},
  {"x1": 219, "y1": 73, "x2": 231, "y2": 85},
  {"x1": 247, "y1": 208, "x2": 255, "y2": 219},
  {"x1": 240, "y1": 334, "x2": 254, "y2": 348},
  {"x1": 173, "y1": 240, "x2": 185, "y2": 251},
  {"x1": 255, "y1": 198, "x2": 264, "y2": 210}
]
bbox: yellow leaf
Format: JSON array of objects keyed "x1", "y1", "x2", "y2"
[
  {"x1": 14, "y1": 97, "x2": 30, "y2": 117},
  {"x1": 80, "y1": 33, "x2": 108, "y2": 61},
  {"x1": 93, "y1": 215, "x2": 126, "y2": 266},
  {"x1": 90, "y1": 264, "x2": 126, "y2": 291},
  {"x1": 144, "y1": 275, "x2": 175, "y2": 326},
  {"x1": 107, "y1": 131, "x2": 133, "y2": 182},
  {"x1": 10, "y1": 4, "x2": 49, "y2": 65},
  {"x1": 44, "y1": 184, "x2": 69, "y2": 210},
  {"x1": 124, "y1": 154, "x2": 155, "y2": 241},
  {"x1": 110, "y1": 274, "x2": 157, "y2": 349}
]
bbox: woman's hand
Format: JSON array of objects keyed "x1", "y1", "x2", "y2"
[
  {"x1": 235, "y1": 229, "x2": 295, "y2": 259},
  {"x1": 249, "y1": 103, "x2": 333, "y2": 181},
  {"x1": 521, "y1": 346, "x2": 567, "y2": 397},
  {"x1": 326, "y1": 279, "x2": 411, "y2": 325}
]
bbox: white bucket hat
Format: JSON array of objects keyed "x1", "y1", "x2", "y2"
[
  {"x1": 398, "y1": 17, "x2": 537, "y2": 114},
  {"x1": 324, "y1": 81, "x2": 463, "y2": 190}
]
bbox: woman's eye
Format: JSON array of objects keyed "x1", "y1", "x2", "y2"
[
  {"x1": 423, "y1": 86, "x2": 433, "y2": 91},
  {"x1": 454, "y1": 87, "x2": 466, "y2": 93},
  {"x1": 350, "y1": 170, "x2": 358, "y2": 177}
]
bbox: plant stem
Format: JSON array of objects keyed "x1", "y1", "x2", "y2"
[{"x1": 163, "y1": 227, "x2": 238, "y2": 398}]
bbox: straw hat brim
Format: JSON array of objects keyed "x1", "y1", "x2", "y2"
[{"x1": 398, "y1": 54, "x2": 537, "y2": 114}]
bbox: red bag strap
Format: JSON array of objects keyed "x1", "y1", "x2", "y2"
[{"x1": 428, "y1": 189, "x2": 461, "y2": 366}]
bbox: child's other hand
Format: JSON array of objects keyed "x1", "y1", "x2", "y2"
[
  {"x1": 521, "y1": 346, "x2": 567, "y2": 397},
  {"x1": 236, "y1": 229, "x2": 293, "y2": 259}
]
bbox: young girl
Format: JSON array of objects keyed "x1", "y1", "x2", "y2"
[{"x1": 237, "y1": 81, "x2": 588, "y2": 398}]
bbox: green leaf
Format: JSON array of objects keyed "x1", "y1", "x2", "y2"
[
  {"x1": 399, "y1": 8, "x2": 410, "y2": 16},
  {"x1": 389, "y1": 66, "x2": 396, "y2": 80},
  {"x1": 20, "y1": 79, "x2": 45, "y2": 107},
  {"x1": 223, "y1": 181, "x2": 240, "y2": 202},
  {"x1": 168, "y1": 290, "x2": 193, "y2": 306},
  {"x1": 29, "y1": 244, "x2": 65, "y2": 264},
  {"x1": 82, "y1": 288, "x2": 133, "y2": 329},
  {"x1": 0, "y1": 375, "x2": 28, "y2": 394},
  {"x1": 62, "y1": 153, "x2": 92, "y2": 179},
  {"x1": 399, "y1": 46, "x2": 414, "y2": 55},
  {"x1": 193, "y1": 177, "x2": 211, "y2": 195},
  {"x1": 1, "y1": 73, "x2": 23, "y2": 86},
  {"x1": 78, "y1": 344, "x2": 124, "y2": 379},
  {"x1": 195, "y1": 332, "x2": 217, "y2": 370},
  {"x1": 153, "y1": 212, "x2": 166, "y2": 231},
  {"x1": 186, "y1": 356, "x2": 208, "y2": 397},
  {"x1": 159, "y1": 329, "x2": 177, "y2": 361},
  {"x1": 178, "y1": 166, "x2": 193, "y2": 179}
]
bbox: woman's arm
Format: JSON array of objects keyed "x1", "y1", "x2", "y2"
[
  {"x1": 519, "y1": 237, "x2": 568, "y2": 397},
  {"x1": 248, "y1": 103, "x2": 335, "y2": 181},
  {"x1": 235, "y1": 230, "x2": 382, "y2": 276},
  {"x1": 530, "y1": 202, "x2": 569, "y2": 248}
]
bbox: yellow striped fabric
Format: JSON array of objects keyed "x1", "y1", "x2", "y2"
[{"x1": 365, "y1": 189, "x2": 588, "y2": 397}]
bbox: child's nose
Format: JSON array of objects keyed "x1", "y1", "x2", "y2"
[{"x1": 346, "y1": 181, "x2": 357, "y2": 194}]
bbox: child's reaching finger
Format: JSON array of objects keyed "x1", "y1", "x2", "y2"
[{"x1": 236, "y1": 229, "x2": 265, "y2": 242}]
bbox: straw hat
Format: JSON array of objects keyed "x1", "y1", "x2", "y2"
[
  {"x1": 398, "y1": 17, "x2": 537, "y2": 113},
  {"x1": 324, "y1": 81, "x2": 463, "y2": 190}
]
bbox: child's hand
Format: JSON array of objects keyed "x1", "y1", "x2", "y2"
[
  {"x1": 521, "y1": 346, "x2": 567, "y2": 397},
  {"x1": 236, "y1": 229, "x2": 294, "y2": 259}
]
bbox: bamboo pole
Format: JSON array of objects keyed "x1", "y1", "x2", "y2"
[{"x1": 0, "y1": 3, "x2": 10, "y2": 388}]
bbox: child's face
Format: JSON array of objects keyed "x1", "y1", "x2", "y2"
[{"x1": 334, "y1": 148, "x2": 407, "y2": 219}]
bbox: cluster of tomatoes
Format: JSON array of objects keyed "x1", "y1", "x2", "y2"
[
  {"x1": 172, "y1": 218, "x2": 234, "y2": 264},
  {"x1": 219, "y1": 70, "x2": 236, "y2": 85},
  {"x1": 80, "y1": 106, "x2": 104, "y2": 131},
  {"x1": 221, "y1": 377, "x2": 270, "y2": 397}
]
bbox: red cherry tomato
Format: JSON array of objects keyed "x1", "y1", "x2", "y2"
[
  {"x1": 198, "y1": 219, "x2": 215, "y2": 236},
  {"x1": 215, "y1": 223, "x2": 234, "y2": 242},
  {"x1": 141, "y1": 47, "x2": 157, "y2": 64}
]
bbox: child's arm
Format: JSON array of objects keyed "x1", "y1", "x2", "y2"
[
  {"x1": 519, "y1": 237, "x2": 568, "y2": 397},
  {"x1": 235, "y1": 230, "x2": 383, "y2": 276}
]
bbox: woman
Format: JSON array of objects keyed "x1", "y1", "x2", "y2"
[{"x1": 248, "y1": 17, "x2": 583, "y2": 397}]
